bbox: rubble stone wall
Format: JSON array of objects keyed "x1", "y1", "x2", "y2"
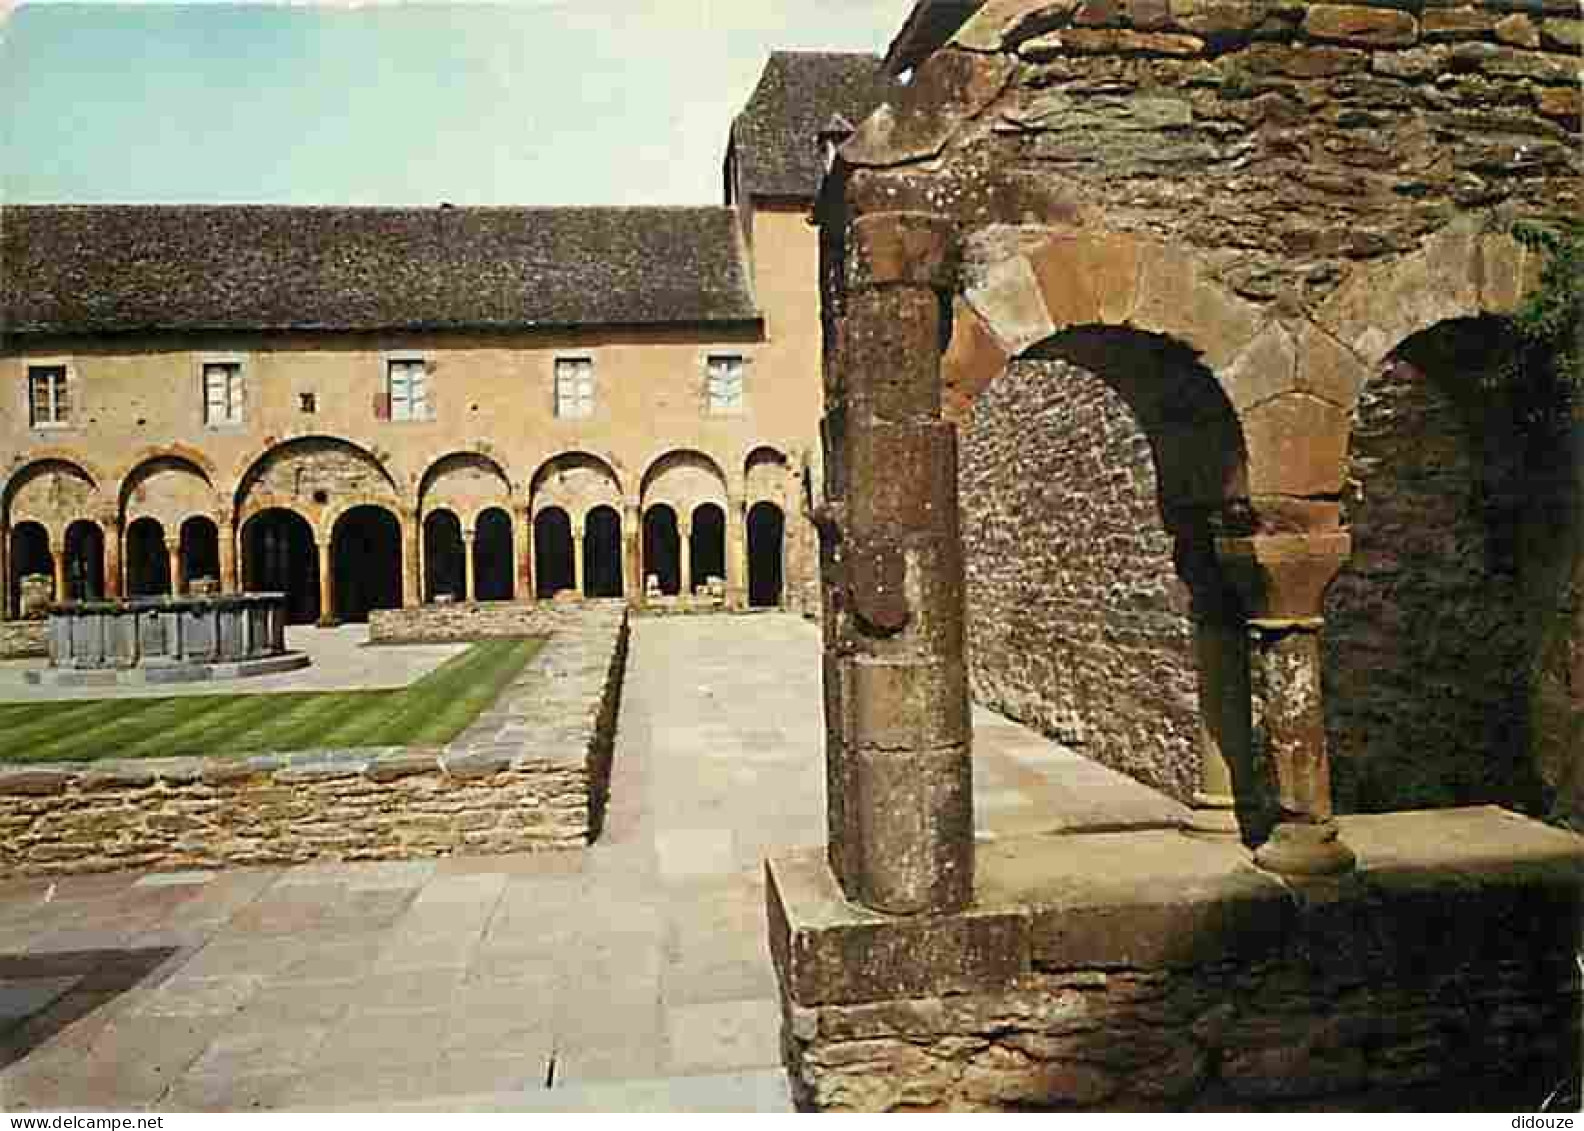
[
  {"x1": 0, "y1": 605, "x2": 629, "y2": 876},
  {"x1": 960, "y1": 357, "x2": 1200, "y2": 800}
]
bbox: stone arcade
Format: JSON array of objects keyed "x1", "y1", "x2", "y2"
[{"x1": 769, "y1": 0, "x2": 1582, "y2": 1111}]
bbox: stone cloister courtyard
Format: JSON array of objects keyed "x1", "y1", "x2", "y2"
[{"x1": 0, "y1": 613, "x2": 1185, "y2": 1111}]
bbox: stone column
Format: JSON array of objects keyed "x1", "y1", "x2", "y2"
[
  {"x1": 165, "y1": 539, "x2": 183, "y2": 597},
  {"x1": 50, "y1": 545, "x2": 68, "y2": 603},
  {"x1": 462, "y1": 530, "x2": 477, "y2": 603},
  {"x1": 401, "y1": 511, "x2": 421, "y2": 608},
  {"x1": 219, "y1": 526, "x2": 239, "y2": 596},
  {"x1": 518, "y1": 508, "x2": 536, "y2": 604},
  {"x1": 1176, "y1": 533, "x2": 1250, "y2": 840},
  {"x1": 0, "y1": 525, "x2": 10, "y2": 619},
  {"x1": 726, "y1": 494, "x2": 747, "y2": 611},
  {"x1": 103, "y1": 521, "x2": 123, "y2": 600},
  {"x1": 821, "y1": 211, "x2": 972, "y2": 916},
  {"x1": 679, "y1": 519, "x2": 693, "y2": 599},
  {"x1": 1216, "y1": 531, "x2": 1356, "y2": 876},
  {"x1": 624, "y1": 503, "x2": 642, "y2": 607},
  {"x1": 572, "y1": 523, "x2": 586, "y2": 598},
  {"x1": 316, "y1": 539, "x2": 335, "y2": 626}
]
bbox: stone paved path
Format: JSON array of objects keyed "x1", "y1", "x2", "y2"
[
  {"x1": 0, "y1": 626, "x2": 467, "y2": 702},
  {"x1": 0, "y1": 614, "x2": 1184, "y2": 1112}
]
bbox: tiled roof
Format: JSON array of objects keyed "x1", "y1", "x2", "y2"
[
  {"x1": 730, "y1": 52, "x2": 897, "y2": 201},
  {"x1": 1, "y1": 205, "x2": 760, "y2": 336}
]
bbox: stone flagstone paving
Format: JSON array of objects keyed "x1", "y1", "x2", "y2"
[{"x1": 0, "y1": 613, "x2": 1183, "y2": 1112}]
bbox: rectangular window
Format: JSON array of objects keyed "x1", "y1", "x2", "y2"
[
  {"x1": 706, "y1": 355, "x2": 744, "y2": 415},
  {"x1": 202, "y1": 361, "x2": 244, "y2": 425},
  {"x1": 27, "y1": 365, "x2": 69, "y2": 428},
  {"x1": 388, "y1": 359, "x2": 429, "y2": 422},
  {"x1": 555, "y1": 357, "x2": 594, "y2": 419}
]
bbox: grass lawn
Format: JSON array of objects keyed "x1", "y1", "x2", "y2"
[{"x1": 0, "y1": 638, "x2": 543, "y2": 765}]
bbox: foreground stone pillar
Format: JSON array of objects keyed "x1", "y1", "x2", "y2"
[
  {"x1": 679, "y1": 519, "x2": 693, "y2": 599},
  {"x1": 1216, "y1": 532, "x2": 1356, "y2": 876},
  {"x1": 822, "y1": 211, "x2": 972, "y2": 915},
  {"x1": 102, "y1": 522, "x2": 123, "y2": 600},
  {"x1": 316, "y1": 539, "x2": 334, "y2": 626},
  {"x1": 1176, "y1": 534, "x2": 1251, "y2": 840},
  {"x1": 518, "y1": 508, "x2": 535, "y2": 604},
  {"x1": 50, "y1": 546, "x2": 67, "y2": 604},
  {"x1": 219, "y1": 527, "x2": 239, "y2": 596},
  {"x1": 165, "y1": 539, "x2": 183, "y2": 597},
  {"x1": 400, "y1": 511, "x2": 420, "y2": 607},
  {"x1": 726, "y1": 494, "x2": 747, "y2": 611},
  {"x1": 462, "y1": 530, "x2": 477, "y2": 603},
  {"x1": 624, "y1": 504, "x2": 642, "y2": 608}
]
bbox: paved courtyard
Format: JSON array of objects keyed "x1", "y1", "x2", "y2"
[{"x1": 0, "y1": 613, "x2": 1184, "y2": 1112}]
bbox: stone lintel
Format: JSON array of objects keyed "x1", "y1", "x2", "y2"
[{"x1": 769, "y1": 808, "x2": 1583, "y2": 1007}]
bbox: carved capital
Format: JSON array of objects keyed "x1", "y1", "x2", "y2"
[{"x1": 1214, "y1": 531, "x2": 1351, "y2": 625}]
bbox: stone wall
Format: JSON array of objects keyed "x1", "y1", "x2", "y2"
[
  {"x1": 771, "y1": 808, "x2": 1583, "y2": 1112},
  {"x1": 960, "y1": 357, "x2": 1199, "y2": 801},
  {"x1": 0, "y1": 604, "x2": 628, "y2": 876},
  {"x1": 0, "y1": 620, "x2": 47, "y2": 659},
  {"x1": 369, "y1": 598, "x2": 583, "y2": 643}
]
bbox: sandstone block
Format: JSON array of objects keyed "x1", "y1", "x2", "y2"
[{"x1": 1302, "y1": 5, "x2": 1418, "y2": 48}]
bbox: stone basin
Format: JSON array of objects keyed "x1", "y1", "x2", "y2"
[{"x1": 27, "y1": 593, "x2": 308, "y2": 687}]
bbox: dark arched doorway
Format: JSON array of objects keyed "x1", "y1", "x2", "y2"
[
  {"x1": 334, "y1": 506, "x2": 402, "y2": 623},
  {"x1": 690, "y1": 503, "x2": 725, "y2": 597},
  {"x1": 64, "y1": 520, "x2": 105, "y2": 602},
  {"x1": 8, "y1": 522, "x2": 52, "y2": 613},
  {"x1": 126, "y1": 517, "x2": 171, "y2": 598},
  {"x1": 584, "y1": 506, "x2": 623, "y2": 598},
  {"x1": 242, "y1": 508, "x2": 319, "y2": 624},
  {"x1": 642, "y1": 505, "x2": 680, "y2": 596},
  {"x1": 534, "y1": 508, "x2": 575, "y2": 599},
  {"x1": 180, "y1": 516, "x2": 220, "y2": 593},
  {"x1": 475, "y1": 508, "x2": 515, "y2": 602},
  {"x1": 423, "y1": 510, "x2": 465, "y2": 603},
  {"x1": 747, "y1": 502, "x2": 785, "y2": 608}
]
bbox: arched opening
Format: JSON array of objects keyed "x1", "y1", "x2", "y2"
[
  {"x1": 423, "y1": 510, "x2": 466, "y2": 603},
  {"x1": 534, "y1": 508, "x2": 575, "y2": 599},
  {"x1": 8, "y1": 522, "x2": 52, "y2": 614},
  {"x1": 584, "y1": 505, "x2": 624, "y2": 598},
  {"x1": 179, "y1": 516, "x2": 220, "y2": 593},
  {"x1": 748, "y1": 502, "x2": 785, "y2": 608},
  {"x1": 333, "y1": 506, "x2": 403, "y2": 623},
  {"x1": 125, "y1": 517, "x2": 171, "y2": 598},
  {"x1": 642, "y1": 505, "x2": 681, "y2": 597},
  {"x1": 958, "y1": 327, "x2": 1250, "y2": 807},
  {"x1": 690, "y1": 503, "x2": 726, "y2": 598},
  {"x1": 63, "y1": 520, "x2": 105, "y2": 602},
  {"x1": 474, "y1": 508, "x2": 515, "y2": 602},
  {"x1": 242, "y1": 508, "x2": 319, "y2": 624},
  {"x1": 1324, "y1": 315, "x2": 1568, "y2": 816}
]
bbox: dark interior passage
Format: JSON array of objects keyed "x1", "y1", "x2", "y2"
[
  {"x1": 475, "y1": 508, "x2": 515, "y2": 602},
  {"x1": 534, "y1": 508, "x2": 575, "y2": 599},
  {"x1": 584, "y1": 506, "x2": 624, "y2": 598},
  {"x1": 690, "y1": 504, "x2": 725, "y2": 595},
  {"x1": 748, "y1": 502, "x2": 785, "y2": 608},
  {"x1": 243, "y1": 508, "x2": 319, "y2": 624},
  {"x1": 424, "y1": 510, "x2": 465, "y2": 602},
  {"x1": 334, "y1": 506, "x2": 402, "y2": 623},
  {"x1": 64, "y1": 521, "x2": 105, "y2": 602},
  {"x1": 9, "y1": 522, "x2": 52, "y2": 611},
  {"x1": 126, "y1": 517, "x2": 171, "y2": 598},
  {"x1": 180, "y1": 517, "x2": 220, "y2": 591},
  {"x1": 643, "y1": 505, "x2": 680, "y2": 596}
]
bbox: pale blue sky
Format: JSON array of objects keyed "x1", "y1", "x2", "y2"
[{"x1": 1, "y1": 1, "x2": 914, "y2": 205}]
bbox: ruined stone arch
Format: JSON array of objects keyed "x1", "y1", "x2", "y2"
[
  {"x1": 419, "y1": 451, "x2": 515, "y2": 531},
  {"x1": 235, "y1": 435, "x2": 400, "y2": 535},
  {"x1": 119, "y1": 453, "x2": 219, "y2": 532},
  {"x1": 640, "y1": 449, "x2": 728, "y2": 516},
  {"x1": 531, "y1": 451, "x2": 624, "y2": 529},
  {"x1": 3, "y1": 456, "x2": 101, "y2": 541}
]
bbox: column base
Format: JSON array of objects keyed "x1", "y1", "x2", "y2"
[
  {"x1": 1182, "y1": 792, "x2": 1241, "y2": 839},
  {"x1": 1253, "y1": 819, "x2": 1357, "y2": 877}
]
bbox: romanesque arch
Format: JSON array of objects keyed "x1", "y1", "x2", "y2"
[
  {"x1": 235, "y1": 435, "x2": 400, "y2": 533},
  {"x1": 419, "y1": 451, "x2": 514, "y2": 528},
  {"x1": 4, "y1": 457, "x2": 99, "y2": 539},
  {"x1": 530, "y1": 451, "x2": 624, "y2": 524},
  {"x1": 640, "y1": 450, "x2": 728, "y2": 513},
  {"x1": 120, "y1": 454, "x2": 217, "y2": 532},
  {"x1": 744, "y1": 445, "x2": 789, "y2": 505}
]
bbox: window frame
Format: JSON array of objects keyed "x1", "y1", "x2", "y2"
[
  {"x1": 554, "y1": 355, "x2": 596, "y2": 420},
  {"x1": 25, "y1": 360, "x2": 74, "y2": 431},
  {"x1": 383, "y1": 354, "x2": 434, "y2": 423},
  {"x1": 198, "y1": 354, "x2": 247, "y2": 428},
  {"x1": 704, "y1": 353, "x2": 747, "y2": 417}
]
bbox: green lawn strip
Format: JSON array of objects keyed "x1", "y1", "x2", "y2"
[{"x1": 0, "y1": 637, "x2": 544, "y2": 765}]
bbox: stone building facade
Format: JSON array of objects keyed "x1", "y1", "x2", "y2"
[{"x1": 0, "y1": 52, "x2": 895, "y2": 629}]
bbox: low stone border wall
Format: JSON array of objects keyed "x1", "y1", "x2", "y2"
[
  {"x1": 369, "y1": 599, "x2": 573, "y2": 643},
  {"x1": 770, "y1": 808, "x2": 1583, "y2": 1112},
  {"x1": 0, "y1": 604, "x2": 628, "y2": 876},
  {"x1": 0, "y1": 621, "x2": 47, "y2": 660}
]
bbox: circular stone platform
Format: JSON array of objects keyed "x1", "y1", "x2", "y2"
[{"x1": 23, "y1": 650, "x2": 311, "y2": 688}]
